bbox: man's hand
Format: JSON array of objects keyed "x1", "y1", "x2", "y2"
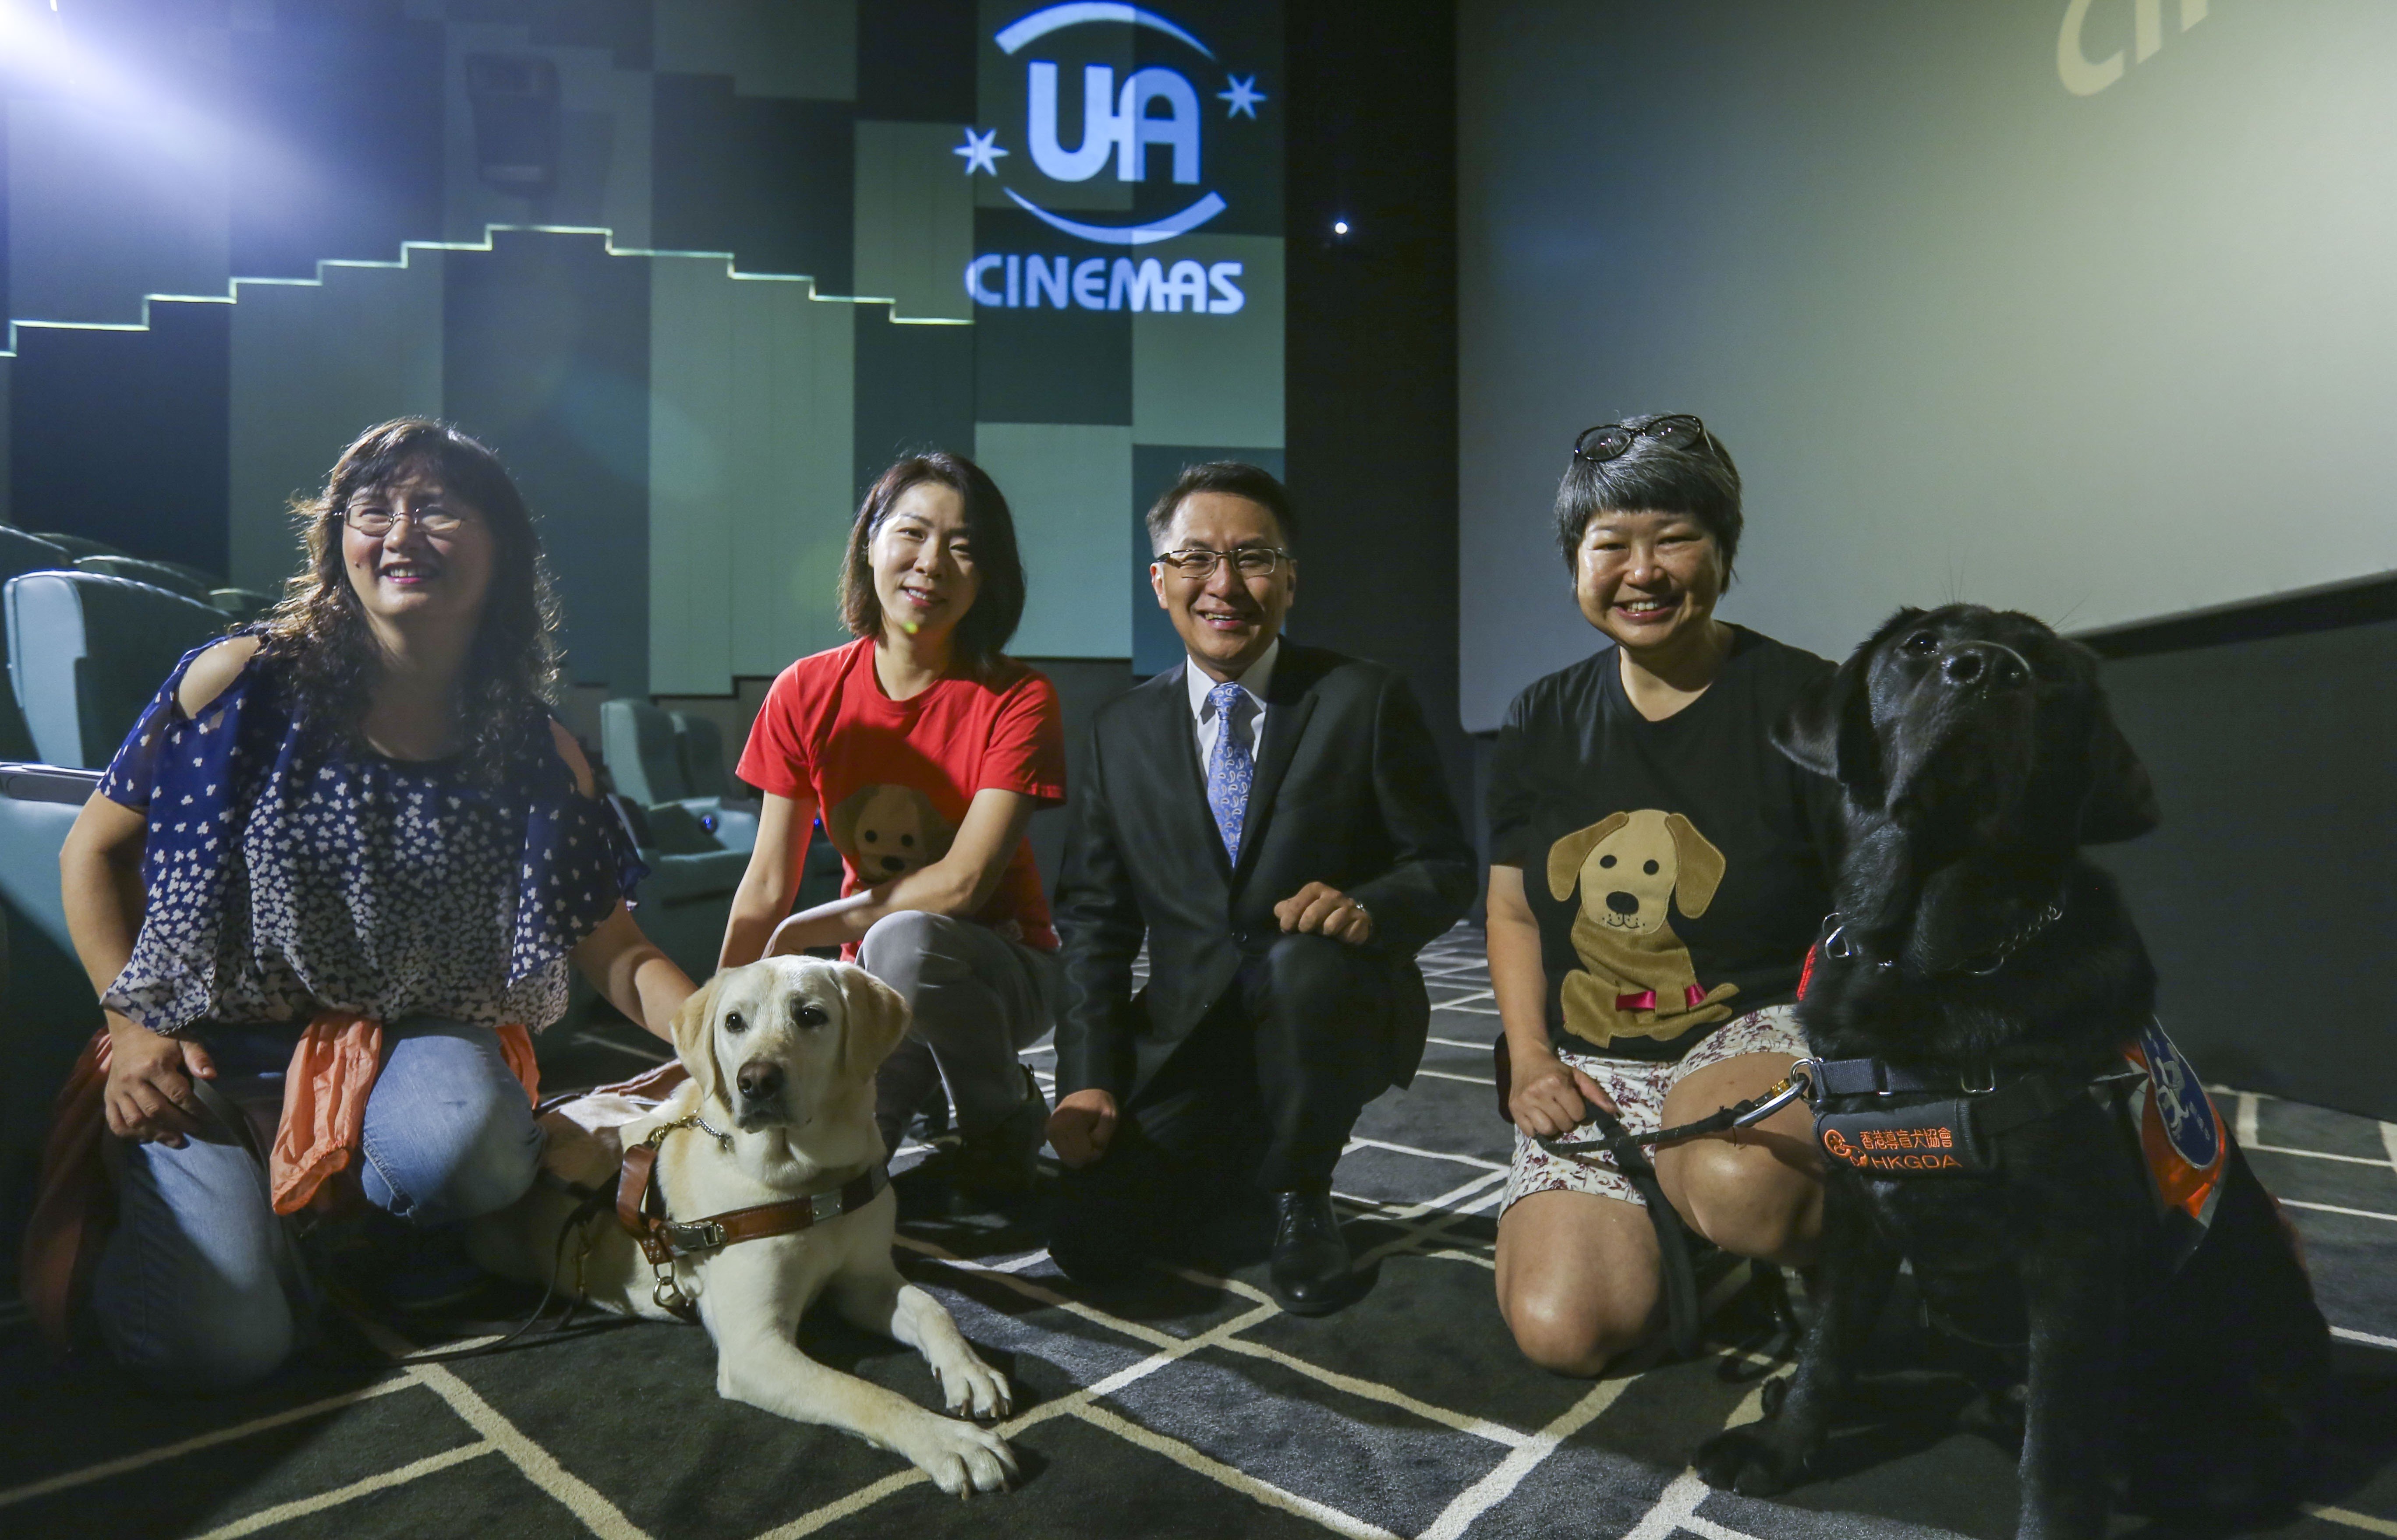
[
  {"x1": 1506, "y1": 1042, "x2": 1615, "y2": 1140},
  {"x1": 103, "y1": 1017, "x2": 217, "y2": 1148},
  {"x1": 1047, "y1": 1088, "x2": 1119, "y2": 1169},
  {"x1": 1273, "y1": 882, "x2": 1374, "y2": 945}
]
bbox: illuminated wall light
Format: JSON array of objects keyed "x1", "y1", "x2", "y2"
[
  {"x1": 1332, "y1": 219, "x2": 1349, "y2": 236},
  {"x1": 0, "y1": 220, "x2": 975, "y2": 359}
]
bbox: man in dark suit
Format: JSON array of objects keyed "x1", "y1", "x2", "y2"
[{"x1": 1047, "y1": 462, "x2": 1476, "y2": 1313}]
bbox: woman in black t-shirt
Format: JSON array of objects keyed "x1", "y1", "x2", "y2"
[{"x1": 1486, "y1": 415, "x2": 1841, "y2": 1376}]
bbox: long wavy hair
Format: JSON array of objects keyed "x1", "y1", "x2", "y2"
[{"x1": 263, "y1": 419, "x2": 562, "y2": 781}]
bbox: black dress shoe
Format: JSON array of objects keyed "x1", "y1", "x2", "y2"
[{"x1": 1268, "y1": 1189, "x2": 1353, "y2": 1316}]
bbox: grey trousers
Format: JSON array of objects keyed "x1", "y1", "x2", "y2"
[{"x1": 855, "y1": 910, "x2": 1059, "y2": 1153}]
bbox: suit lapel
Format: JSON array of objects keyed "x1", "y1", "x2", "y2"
[
  {"x1": 1230, "y1": 645, "x2": 1322, "y2": 888},
  {"x1": 1147, "y1": 662, "x2": 1235, "y2": 883}
]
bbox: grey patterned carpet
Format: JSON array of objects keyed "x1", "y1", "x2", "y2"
[{"x1": 5, "y1": 925, "x2": 2395, "y2": 1539}]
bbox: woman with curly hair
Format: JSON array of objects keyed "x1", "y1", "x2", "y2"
[{"x1": 53, "y1": 418, "x2": 694, "y2": 1388}]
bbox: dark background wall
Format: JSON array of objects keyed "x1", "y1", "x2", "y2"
[
  {"x1": 1281, "y1": 0, "x2": 1467, "y2": 818},
  {"x1": 2084, "y1": 586, "x2": 2397, "y2": 1122}
]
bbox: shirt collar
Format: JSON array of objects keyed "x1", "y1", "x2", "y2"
[{"x1": 1186, "y1": 636, "x2": 1281, "y2": 723}]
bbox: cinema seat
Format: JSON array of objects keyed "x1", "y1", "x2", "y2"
[
  {"x1": 4, "y1": 571, "x2": 228, "y2": 769},
  {"x1": 74, "y1": 555, "x2": 219, "y2": 605},
  {"x1": 600, "y1": 698, "x2": 755, "y2": 852},
  {"x1": 29, "y1": 532, "x2": 126, "y2": 562},
  {"x1": 209, "y1": 586, "x2": 277, "y2": 621},
  {"x1": 0, "y1": 763, "x2": 105, "y2": 1279},
  {"x1": 670, "y1": 711, "x2": 759, "y2": 852},
  {"x1": 0, "y1": 528, "x2": 77, "y2": 761}
]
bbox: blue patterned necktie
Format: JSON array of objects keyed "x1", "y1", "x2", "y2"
[{"x1": 1204, "y1": 679, "x2": 1254, "y2": 862}]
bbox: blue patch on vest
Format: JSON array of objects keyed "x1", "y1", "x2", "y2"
[{"x1": 2138, "y1": 1017, "x2": 2219, "y2": 1171}]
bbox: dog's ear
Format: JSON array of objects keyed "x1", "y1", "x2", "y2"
[
  {"x1": 669, "y1": 973, "x2": 725, "y2": 1107},
  {"x1": 826, "y1": 785, "x2": 872, "y2": 858},
  {"x1": 1774, "y1": 611, "x2": 1917, "y2": 805},
  {"x1": 833, "y1": 964, "x2": 911, "y2": 1083},
  {"x1": 1664, "y1": 814, "x2": 1727, "y2": 916},
  {"x1": 1547, "y1": 812, "x2": 1631, "y2": 901},
  {"x1": 2078, "y1": 694, "x2": 2160, "y2": 844},
  {"x1": 909, "y1": 788, "x2": 958, "y2": 863}
]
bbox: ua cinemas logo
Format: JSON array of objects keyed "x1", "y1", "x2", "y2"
[
  {"x1": 956, "y1": 2, "x2": 1265, "y2": 314},
  {"x1": 2058, "y1": 0, "x2": 2209, "y2": 95}
]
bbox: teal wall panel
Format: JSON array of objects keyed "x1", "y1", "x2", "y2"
[
  {"x1": 227, "y1": 258, "x2": 447, "y2": 592},
  {"x1": 649, "y1": 261, "x2": 857, "y2": 695},
  {"x1": 1130, "y1": 233, "x2": 1284, "y2": 449},
  {"x1": 854, "y1": 122, "x2": 977, "y2": 322},
  {"x1": 975, "y1": 421, "x2": 1131, "y2": 659},
  {"x1": 655, "y1": 0, "x2": 857, "y2": 101},
  {"x1": 6, "y1": 100, "x2": 229, "y2": 325},
  {"x1": 436, "y1": 28, "x2": 656, "y2": 247}
]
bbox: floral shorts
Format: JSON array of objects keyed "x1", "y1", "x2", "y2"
[{"x1": 1498, "y1": 1004, "x2": 1810, "y2": 1214}]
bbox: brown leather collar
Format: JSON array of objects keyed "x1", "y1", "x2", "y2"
[{"x1": 614, "y1": 1131, "x2": 887, "y2": 1268}]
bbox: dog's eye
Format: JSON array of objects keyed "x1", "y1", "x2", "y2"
[
  {"x1": 862, "y1": 829, "x2": 878, "y2": 843},
  {"x1": 724, "y1": 1011, "x2": 747, "y2": 1035},
  {"x1": 1598, "y1": 854, "x2": 1616, "y2": 869},
  {"x1": 795, "y1": 1002, "x2": 829, "y2": 1028},
  {"x1": 1902, "y1": 632, "x2": 1939, "y2": 657},
  {"x1": 1643, "y1": 859, "x2": 1659, "y2": 875},
  {"x1": 899, "y1": 834, "x2": 916, "y2": 848}
]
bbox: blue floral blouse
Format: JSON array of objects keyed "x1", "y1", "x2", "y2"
[{"x1": 99, "y1": 637, "x2": 644, "y2": 1035}]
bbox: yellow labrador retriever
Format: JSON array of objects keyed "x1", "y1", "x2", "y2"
[{"x1": 473, "y1": 957, "x2": 1016, "y2": 1495}]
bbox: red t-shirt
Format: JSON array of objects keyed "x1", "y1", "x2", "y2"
[{"x1": 736, "y1": 639, "x2": 1067, "y2": 950}]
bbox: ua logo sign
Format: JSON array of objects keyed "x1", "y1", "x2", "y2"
[{"x1": 957, "y1": 2, "x2": 1267, "y2": 247}]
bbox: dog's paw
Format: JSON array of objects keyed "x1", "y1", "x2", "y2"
[
  {"x1": 931, "y1": 1352, "x2": 1013, "y2": 1421},
  {"x1": 896, "y1": 1415, "x2": 1017, "y2": 1497},
  {"x1": 1694, "y1": 1427, "x2": 1806, "y2": 1497}
]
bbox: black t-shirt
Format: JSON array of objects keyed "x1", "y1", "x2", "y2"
[{"x1": 1485, "y1": 626, "x2": 1842, "y2": 1061}]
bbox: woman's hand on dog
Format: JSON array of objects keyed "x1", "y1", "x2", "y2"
[
  {"x1": 1507, "y1": 1044, "x2": 1615, "y2": 1138},
  {"x1": 103, "y1": 1014, "x2": 217, "y2": 1147},
  {"x1": 1048, "y1": 1088, "x2": 1119, "y2": 1167}
]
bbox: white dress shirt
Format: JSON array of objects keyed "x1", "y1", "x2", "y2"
[{"x1": 1185, "y1": 637, "x2": 1279, "y2": 776}]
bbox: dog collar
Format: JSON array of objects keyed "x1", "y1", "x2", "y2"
[
  {"x1": 614, "y1": 1118, "x2": 889, "y2": 1317},
  {"x1": 1819, "y1": 891, "x2": 2067, "y2": 979}
]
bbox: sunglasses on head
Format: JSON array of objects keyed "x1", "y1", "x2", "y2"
[{"x1": 1571, "y1": 414, "x2": 1708, "y2": 465}]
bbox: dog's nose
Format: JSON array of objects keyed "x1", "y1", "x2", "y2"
[
  {"x1": 1605, "y1": 890, "x2": 1640, "y2": 916},
  {"x1": 737, "y1": 1060, "x2": 784, "y2": 1101},
  {"x1": 880, "y1": 856, "x2": 906, "y2": 873},
  {"x1": 1940, "y1": 643, "x2": 2027, "y2": 691}
]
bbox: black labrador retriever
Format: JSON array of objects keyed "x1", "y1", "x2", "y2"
[{"x1": 1696, "y1": 604, "x2": 2329, "y2": 1540}]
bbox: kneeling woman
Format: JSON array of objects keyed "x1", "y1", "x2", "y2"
[
  {"x1": 720, "y1": 453, "x2": 1063, "y2": 1192},
  {"x1": 1487, "y1": 415, "x2": 1838, "y2": 1374},
  {"x1": 59, "y1": 419, "x2": 695, "y2": 1388}
]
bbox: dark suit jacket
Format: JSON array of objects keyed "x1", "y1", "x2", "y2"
[{"x1": 1054, "y1": 643, "x2": 1477, "y2": 1103}]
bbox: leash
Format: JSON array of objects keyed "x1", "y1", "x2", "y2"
[{"x1": 616, "y1": 1114, "x2": 889, "y2": 1322}]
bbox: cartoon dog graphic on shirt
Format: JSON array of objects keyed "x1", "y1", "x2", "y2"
[
  {"x1": 829, "y1": 784, "x2": 956, "y2": 881},
  {"x1": 1547, "y1": 809, "x2": 1740, "y2": 1048}
]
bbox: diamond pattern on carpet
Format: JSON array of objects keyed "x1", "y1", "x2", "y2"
[{"x1": 5, "y1": 925, "x2": 2395, "y2": 1539}]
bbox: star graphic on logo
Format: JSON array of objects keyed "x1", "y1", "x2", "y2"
[
  {"x1": 953, "y1": 127, "x2": 1008, "y2": 177},
  {"x1": 1218, "y1": 74, "x2": 1266, "y2": 120}
]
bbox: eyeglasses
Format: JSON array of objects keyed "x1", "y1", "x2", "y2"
[
  {"x1": 1155, "y1": 546, "x2": 1292, "y2": 579},
  {"x1": 1572, "y1": 414, "x2": 1708, "y2": 465},
  {"x1": 343, "y1": 503, "x2": 471, "y2": 537}
]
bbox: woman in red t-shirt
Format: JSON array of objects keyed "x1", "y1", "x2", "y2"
[{"x1": 722, "y1": 453, "x2": 1066, "y2": 1193}]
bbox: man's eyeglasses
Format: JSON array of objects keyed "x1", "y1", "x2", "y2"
[
  {"x1": 343, "y1": 504, "x2": 471, "y2": 538},
  {"x1": 1572, "y1": 414, "x2": 1708, "y2": 465},
  {"x1": 1156, "y1": 546, "x2": 1291, "y2": 579}
]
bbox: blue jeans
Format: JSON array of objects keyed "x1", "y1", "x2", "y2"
[{"x1": 91, "y1": 1017, "x2": 543, "y2": 1391}]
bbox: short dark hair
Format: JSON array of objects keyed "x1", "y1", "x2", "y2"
[
  {"x1": 1144, "y1": 461, "x2": 1296, "y2": 554},
  {"x1": 1553, "y1": 414, "x2": 1743, "y2": 583},
  {"x1": 838, "y1": 452, "x2": 1025, "y2": 678}
]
